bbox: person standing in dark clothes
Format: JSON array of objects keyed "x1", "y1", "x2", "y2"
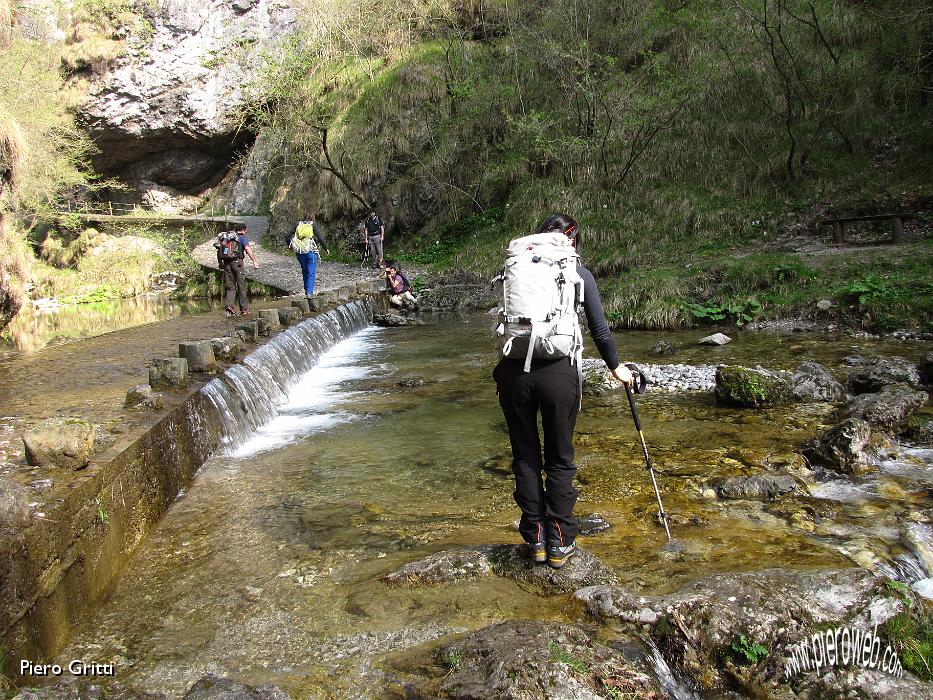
[
  {"x1": 363, "y1": 210, "x2": 384, "y2": 269},
  {"x1": 493, "y1": 213, "x2": 633, "y2": 568},
  {"x1": 215, "y1": 224, "x2": 259, "y2": 316}
]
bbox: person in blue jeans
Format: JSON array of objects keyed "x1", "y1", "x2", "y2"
[{"x1": 288, "y1": 211, "x2": 331, "y2": 298}]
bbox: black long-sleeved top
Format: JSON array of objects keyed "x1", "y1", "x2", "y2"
[{"x1": 578, "y1": 264, "x2": 620, "y2": 371}]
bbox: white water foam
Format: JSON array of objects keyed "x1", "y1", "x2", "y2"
[{"x1": 231, "y1": 327, "x2": 382, "y2": 458}]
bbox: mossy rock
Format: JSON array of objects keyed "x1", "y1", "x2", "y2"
[{"x1": 715, "y1": 366, "x2": 795, "y2": 408}]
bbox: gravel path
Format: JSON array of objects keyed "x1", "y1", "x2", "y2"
[{"x1": 193, "y1": 216, "x2": 383, "y2": 296}]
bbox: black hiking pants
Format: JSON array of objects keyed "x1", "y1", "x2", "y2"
[
  {"x1": 222, "y1": 259, "x2": 249, "y2": 311},
  {"x1": 493, "y1": 357, "x2": 580, "y2": 547}
]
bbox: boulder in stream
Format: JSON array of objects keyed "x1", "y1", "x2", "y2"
[
  {"x1": 383, "y1": 544, "x2": 616, "y2": 595},
  {"x1": 845, "y1": 383, "x2": 928, "y2": 433},
  {"x1": 801, "y1": 417, "x2": 872, "y2": 474},
  {"x1": 178, "y1": 341, "x2": 217, "y2": 373},
  {"x1": 577, "y1": 567, "x2": 921, "y2": 697},
  {"x1": 22, "y1": 417, "x2": 95, "y2": 471},
  {"x1": 183, "y1": 674, "x2": 290, "y2": 699},
  {"x1": 430, "y1": 620, "x2": 662, "y2": 700},
  {"x1": 846, "y1": 355, "x2": 922, "y2": 394},
  {"x1": 715, "y1": 366, "x2": 795, "y2": 408},
  {"x1": 715, "y1": 474, "x2": 798, "y2": 501},
  {"x1": 791, "y1": 361, "x2": 846, "y2": 403},
  {"x1": 699, "y1": 332, "x2": 732, "y2": 346},
  {"x1": 210, "y1": 335, "x2": 245, "y2": 362}
]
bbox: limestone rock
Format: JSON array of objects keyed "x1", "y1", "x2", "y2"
[
  {"x1": 846, "y1": 355, "x2": 922, "y2": 394},
  {"x1": 801, "y1": 418, "x2": 872, "y2": 474},
  {"x1": 374, "y1": 312, "x2": 425, "y2": 327},
  {"x1": 150, "y1": 357, "x2": 189, "y2": 389},
  {"x1": 0, "y1": 478, "x2": 30, "y2": 527},
  {"x1": 290, "y1": 298, "x2": 310, "y2": 315},
  {"x1": 337, "y1": 284, "x2": 355, "y2": 302},
  {"x1": 178, "y1": 341, "x2": 218, "y2": 373},
  {"x1": 383, "y1": 544, "x2": 616, "y2": 595},
  {"x1": 791, "y1": 361, "x2": 846, "y2": 403},
  {"x1": 845, "y1": 383, "x2": 928, "y2": 433},
  {"x1": 816, "y1": 299, "x2": 833, "y2": 311},
  {"x1": 234, "y1": 320, "x2": 259, "y2": 342},
  {"x1": 258, "y1": 308, "x2": 281, "y2": 331},
  {"x1": 715, "y1": 474, "x2": 798, "y2": 501},
  {"x1": 699, "y1": 332, "x2": 732, "y2": 346},
  {"x1": 124, "y1": 384, "x2": 165, "y2": 410},
  {"x1": 715, "y1": 365, "x2": 795, "y2": 408},
  {"x1": 277, "y1": 306, "x2": 301, "y2": 326},
  {"x1": 256, "y1": 317, "x2": 271, "y2": 336},
  {"x1": 382, "y1": 547, "x2": 494, "y2": 587},
  {"x1": 652, "y1": 339, "x2": 676, "y2": 355},
  {"x1": 183, "y1": 673, "x2": 290, "y2": 699},
  {"x1": 433, "y1": 620, "x2": 661, "y2": 700},
  {"x1": 23, "y1": 418, "x2": 95, "y2": 471},
  {"x1": 577, "y1": 567, "x2": 912, "y2": 696},
  {"x1": 210, "y1": 335, "x2": 244, "y2": 362}
]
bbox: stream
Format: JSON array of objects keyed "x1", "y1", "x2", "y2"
[{"x1": 54, "y1": 313, "x2": 931, "y2": 697}]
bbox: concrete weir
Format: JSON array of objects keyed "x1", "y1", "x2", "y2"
[{"x1": 1, "y1": 297, "x2": 379, "y2": 681}]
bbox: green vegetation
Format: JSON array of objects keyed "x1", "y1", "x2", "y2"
[
  {"x1": 729, "y1": 635, "x2": 768, "y2": 664},
  {"x1": 548, "y1": 641, "x2": 590, "y2": 674},
  {"x1": 249, "y1": 0, "x2": 932, "y2": 331},
  {"x1": 886, "y1": 611, "x2": 933, "y2": 681}
]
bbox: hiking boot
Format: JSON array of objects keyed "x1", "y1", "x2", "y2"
[
  {"x1": 529, "y1": 541, "x2": 547, "y2": 564},
  {"x1": 239, "y1": 308, "x2": 250, "y2": 316},
  {"x1": 225, "y1": 307, "x2": 237, "y2": 318},
  {"x1": 547, "y1": 541, "x2": 577, "y2": 569}
]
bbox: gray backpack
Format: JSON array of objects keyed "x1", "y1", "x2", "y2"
[{"x1": 492, "y1": 231, "x2": 584, "y2": 372}]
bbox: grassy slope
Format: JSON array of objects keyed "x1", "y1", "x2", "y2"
[{"x1": 271, "y1": 0, "x2": 932, "y2": 332}]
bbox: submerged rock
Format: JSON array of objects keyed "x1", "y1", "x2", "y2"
[
  {"x1": 183, "y1": 674, "x2": 290, "y2": 699},
  {"x1": 382, "y1": 544, "x2": 616, "y2": 595},
  {"x1": 374, "y1": 312, "x2": 425, "y2": 327},
  {"x1": 846, "y1": 355, "x2": 922, "y2": 394},
  {"x1": 431, "y1": 620, "x2": 661, "y2": 700},
  {"x1": 22, "y1": 417, "x2": 95, "y2": 471},
  {"x1": 652, "y1": 339, "x2": 676, "y2": 355},
  {"x1": 715, "y1": 474, "x2": 798, "y2": 501},
  {"x1": 579, "y1": 513, "x2": 611, "y2": 536},
  {"x1": 791, "y1": 361, "x2": 846, "y2": 403},
  {"x1": 845, "y1": 383, "x2": 928, "y2": 433},
  {"x1": 715, "y1": 365, "x2": 795, "y2": 408},
  {"x1": 801, "y1": 417, "x2": 872, "y2": 474},
  {"x1": 577, "y1": 567, "x2": 917, "y2": 696}
]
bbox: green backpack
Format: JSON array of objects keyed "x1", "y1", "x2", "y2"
[{"x1": 296, "y1": 222, "x2": 314, "y2": 240}]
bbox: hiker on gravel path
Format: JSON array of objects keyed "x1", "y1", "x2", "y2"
[
  {"x1": 289, "y1": 211, "x2": 331, "y2": 298},
  {"x1": 215, "y1": 223, "x2": 258, "y2": 316},
  {"x1": 363, "y1": 210, "x2": 385, "y2": 270}
]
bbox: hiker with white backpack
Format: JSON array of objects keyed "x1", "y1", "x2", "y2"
[
  {"x1": 214, "y1": 223, "x2": 259, "y2": 317},
  {"x1": 492, "y1": 213, "x2": 633, "y2": 569},
  {"x1": 289, "y1": 211, "x2": 331, "y2": 299}
]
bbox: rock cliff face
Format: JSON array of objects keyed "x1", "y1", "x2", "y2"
[{"x1": 79, "y1": 0, "x2": 301, "y2": 203}]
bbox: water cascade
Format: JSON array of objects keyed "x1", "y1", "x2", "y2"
[{"x1": 201, "y1": 297, "x2": 376, "y2": 449}]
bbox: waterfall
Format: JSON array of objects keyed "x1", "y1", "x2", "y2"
[{"x1": 200, "y1": 298, "x2": 375, "y2": 449}]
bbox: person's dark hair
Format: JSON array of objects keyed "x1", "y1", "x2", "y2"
[
  {"x1": 384, "y1": 259, "x2": 400, "y2": 271},
  {"x1": 304, "y1": 210, "x2": 314, "y2": 220},
  {"x1": 237, "y1": 223, "x2": 248, "y2": 232},
  {"x1": 537, "y1": 213, "x2": 579, "y2": 246}
]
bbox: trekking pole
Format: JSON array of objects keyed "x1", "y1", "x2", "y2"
[{"x1": 623, "y1": 364, "x2": 673, "y2": 542}]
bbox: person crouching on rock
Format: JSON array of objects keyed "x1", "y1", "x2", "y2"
[
  {"x1": 384, "y1": 260, "x2": 418, "y2": 310},
  {"x1": 215, "y1": 223, "x2": 259, "y2": 317}
]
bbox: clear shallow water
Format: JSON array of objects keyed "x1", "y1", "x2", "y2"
[
  {"x1": 0, "y1": 295, "x2": 217, "y2": 357},
  {"x1": 56, "y1": 315, "x2": 932, "y2": 697}
]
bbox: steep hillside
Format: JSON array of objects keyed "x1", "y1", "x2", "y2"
[{"x1": 245, "y1": 0, "x2": 932, "y2": 331}]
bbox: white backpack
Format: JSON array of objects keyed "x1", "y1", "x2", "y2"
[{"x1": 492, "y1": 231, "x2": 584, "y2": 372}]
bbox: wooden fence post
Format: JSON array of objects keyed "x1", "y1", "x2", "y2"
[{"x1": 891, "y1": 216, "x2": 904, "y2": 244}]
